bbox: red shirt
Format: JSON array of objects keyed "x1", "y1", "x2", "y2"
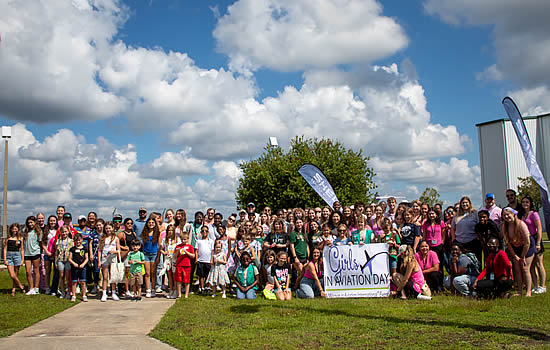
[
  {"x1": 476, "y1": 250, "x2": 512, "y2": 281},
  {"x1": 175, "y1": 244, "x2": 194, "y2": 267}
]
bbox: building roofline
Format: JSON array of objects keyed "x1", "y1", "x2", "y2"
[{"x1": 476, "y1": 113, "x2": 550, "y2": 127}]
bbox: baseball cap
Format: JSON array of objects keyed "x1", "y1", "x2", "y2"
[
  {"x1": 397, "y1": 245, "x2": 409, "y2": 257},
  {"x1": 139, "y1": 207, "x2": 147, "y2": 212},
  {"x1": 485, "y1": 193, "x2": 495, "y2": 199},
  {"x1": 247, "y1": 202, "x2": 255, "y2": 207},
  {"x1": 239, "y1": 209, "x2": 247, "y2": 214},
  {"x1": 63, "y1": 213, "x2": 72, "y2": 219},
  {"x1": 78, "y1": 215, "x2": 86, "y2": 221},
  {"x1": 113, "y1": 214, "x2": 123, "y2": 222}
]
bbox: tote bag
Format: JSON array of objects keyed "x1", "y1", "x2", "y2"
[{"x1": 109, "y1": 252, "x2": 125, "y2": 284}]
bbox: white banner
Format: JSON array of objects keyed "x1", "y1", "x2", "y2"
[{"x1": 323, "y1": 244, "x2": 390, "y2": 298}]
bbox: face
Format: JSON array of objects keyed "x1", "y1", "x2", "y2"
[
  {"x1": 79, "y1": 219, "x2": 86, "y2": 227},
  {"x1": 87, "y1": 213, "x2": 96, "y2": 225},
  {"x1": 206, "y1": 209, "x2": 215, "y2": 219},
  {"x1": 521, "y1": 198, "x2": 531, "y2": 210},
  {"x1": 175, "y1": 211, "x2": 183, "y2": 221},
  {"x1": 277, "y1": 254, "x2": 287, "y2": 265},
  {"x1": 214, "y1": 215, "x2": 222, "y2": 226},
  {"x1": 404, "y1": 212, "x2": 412, "y2": 223},
  {"x1": 27, "y1": 219, "x2": 35, "y2": 229},
  {"x1": 167, "y1": 227, "x2": 175, "y2": 236},
  {"x1": 248, "y1": 205, "x2": 255, "y2": 213},
  {"x1": 166, "y1": 211, "x2": 174, "y2": 222},
  {"x1": 113, "y1": 218, "x2": 122, "y2": 227},
  {"x1": 245, "y1": 221, "x2": 252, "y2": 230},
  {"x1": 388, "y1": 199, "x2": 396, "y2": 210},
  {"x1": 322, "y1": 226, "x2": 331, "y2": 236},
  {"x1": 195, "y1": 214, "x2": 204, "y2": 225},
  {"x1": 64, "y1": 217, "x2": 71, "y2": 225},
  {"x1": 334, "y1": 202, "x2": 341, "y2": 211},
  {"x1": 396, "y1": 215, "x2": 404, "y2": 225},
  {"x1": 201, "y1": 227, "x2": 209, "y2": 238},
  {"x1": 277, "y1": 211, "x2": 285, "y2": 219},
  {"x1": 264, "y1": 207, "x2": 271, "y2": 215},
  {"x1": 421, "y1": 205, "x2": 429, "y2": 215},
  {"x1": 273, "y1": 221, "x2": 282, "y2": 232},
  {"x1": 57, "y1": 207, "x2": 65, "y2": 218},
  {"x1": 331, "y1": 213, "x2": 340, "y2": 224},
  {"x1": 315, "y1": 208, "x2": 322, "y2": 219},
  {"x1": 412, "y1": 203, "x2": 420, "y2": 213},
  {"x1": 139, "y1": 210, "x2": 147, "y2": 219},
  {"x1": 11, "y1": 225, "x2": 19, "y2": 235},
  {"x1": 295, "y1": 219, "x2": 304, "y2": 230},
  {"x1": 215, "y1": 243, "x2": 222, "y2": 253},
  {"x1": 310, "y1": 221, "x2": 319, "y2": 232},
  {"x1": 312, "y1": 249, "x2": 321, "y2": 261},
  {"x1": 506, "y1": 191, "x2": 516, "y2": 203},
  {"x1": 485, "y1": 197, "x2": 495, "y2": 207},
  {"x1": 154, "y1": 215, "x2": 162, "y2": 225},
  {"x1": 365, "y1": 207, "x2": 373, "y2": 217},
  {"x1": 96, "y1": 221, "x2": 104, "y2": 232},
  {"x1": 181, "y1": 235, "x2": 189, "y2": 244},
  {"x1": 428, "y1": 211, "x2": 436, "y2": 221},
  {"x1": 241, "y1": 255, "x2": 251, "y2": 267},
  {"x1": 105, "y1": 224, "x2": 114, "y2": 235},
  {"x1": 266, "y1": 255, "x2": 275, "y2": 264},
  {"x1": 37, "y1": 214, "x2": 45, "y2": 226},
  {"x1": 460, "y1": 199, "x2": 470, "y2": 211},
  {"x1": 375, "y1": 206, "x2": 383, "y2": 216},
  {"x1": 48, "y1": 216, "x2": 57, "y2": 228},
  {"x1": 419, "y1": 242, "x2": 429, "y2": 255},
  {"x1": 308, "y1": 210, "x2": 316, "y2": 220},
  {"x1": 260, "y1": 214, "x2": 267, "y2": 223},
  {"x1": 61, "y1": 227, "x2": 69, "y2": 238},
  {"x1": 478, "y1": 212, "x2": 489, "y2": 225},
  {"x1": 451, "y1": 245, "x2": 461, "y2": 257},
  {"x1": 239, "y1": 212, "x2": 246, "y2": 220},
  {"x1": 337, "y1": 226, "x2": 347, "y2": 237},
  {"x1": 147, "y1": 219, "x2": 156, "y2": 229},
  {"x1": 487, "y1": 238, "x2": 498, "y2": 253},
  {"x1": 74, "y1": 237, "x2": 82, "y2": 245},
  {"x1": 132, "y1": 244, "x2": 140, "y2": 252},
  {"x1": 503, "y1": 210, "x2": 514, "y2": 222},
  {"x1": 322, "y1": 208, "x2": 330, "y2": 217},
  {"x1": 217, "y1": 226, "x2": 226, "y2": 236},
  {"x1": 357, "y1": 220, "x2": 365, "y2": 229},
  {"x1": 343, "y1": 207, "x2": 351, "y2": 216},
  {"x1": 228, "y1": 217, "x2": 236, "y2": 226}
]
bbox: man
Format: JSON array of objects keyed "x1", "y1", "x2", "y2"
[
  {"x1": 204, "y1": 208, "x2": 215, "y2": 226},
  {"x1": 236, "y1": 209, "x2": 247, "y2": 229},
  {"x1": 384, "y1": 197, "x2": 397, "y2": 222},
  {"x1": 133, "y1": 207, "x2": 147, "y2": 237},
  {"x1": 113, "y1": 213, "x2": 124, "y2": 234},
  {"x1": 484, "y1": 193, "x2": 502, "y2": 227},
  {"x1": 247, "y1": 202, "x2": 258, "y2": 223},
  {"x1": 505, "y1": 189, "x2": 525, "y2": 218}
]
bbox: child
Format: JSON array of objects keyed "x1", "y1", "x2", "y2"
[
  {"x1": 272, "y1": 251, "x2": 292, "y2": 301},
  {"x1": 315, "y1": 224, "x2": 335, "y2": 250},
  {"x1": 333, "y1": 224, "x2": 353, "y2": 246},
  {"x1": 68, "y1": 233, "x2": 89, "y2": 302},
  {"x1": 249, "y1": 228, "x2": 263, "y2": 267},
  {"x1": 289, "y1": 218, "x2": 309, "y2": 277},
  {"x1": 3, "y1": 223, "x2": 26, "y2": 296},
  {"x1": 236, "y1": 234, "x2": 257, "y2": 266},
  {"x1": 195, "y1": 226, "x2": 214, "y2": 294},
  {"x1": 234, "y1": 251, "x2": 259, "y2": 299},
  {"x1": 261, "y1": 249, "x2": 277, "y2": 297},
  {"x1": 161, "y1": 224, "x2": 181, "y2": 299},
  {"x1": 98, "y1": 222, "x2": 120, "y2": 302},
  {"x1": 206, "y1": 240, "x2": 231, "y2": 298},
  {"x1": 173, "y1": 232, "x2": 195, "y2": 298},
  {"x1": 55, "y1": 225, "x2": 74, "y2": 299},
  {"x1": 351, "y1": 217, "x2": 373, "y2": 245},
  {"x1": 128, "y1": 240, "x2": 145, "y2": 301}
]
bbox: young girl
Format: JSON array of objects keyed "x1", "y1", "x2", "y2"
[
  {"x1": 315, "y1": 224, "x2": 335, "y2": 250},
  {"x1": 235, "y1": 234, "x2": 257, "y2": 266},
  {"x1": 289, "y1": 218, "x2": 309, "y2": 276},
  {"x1": 42, "y1": 215, "x2": 58, "y2": 295},
  {"x1": 23, "y1": 216, "x2": 42, "y2": 295},
  {"x1": 173, "y1": 232, "x2": 195, "y2": 299},
  {"x1": 68, "y1": 233, "x2": 89, "y2": 302},
  {"x1": 55, "y1": 225, "x2": 74, "y2": 298},
  {"x1": 161, "y1": 224, "x2": 181, "y2": 299},
  {"x1": 234, "y1": 251, "x2": 259, "y2": 300},
  {"x1": 333, "y1": 224, "x2": 352, "y2": 246},
  {"x1": 206, "y1": 240, "x2": 231, "y2": 298},
  {"x1": 261, "y1": 249, "x2": 277, "y2": 293},
  {"x1": 3, "y1": 223, "x2": 25, "y2": 296},
  {"x1": 98, "y1": 222, "x2": 120, "y2": 302},
  {"x1": 351, "y1": 217, "x2": 373, "y2": 245},
  {"x1": 89, "y1": 219, "x2": 104, "y2": 295},
  {"x1": 260, "y1": 213, "x2": 270, "y2": 236},
  {"x1": 272, "y1": 251, "x2": 291, "y2": 301},
  {"x1": 386, "y1": 217, "x2": 401, "y2": 274},
  {"x1": 141, "y1": 218, "x2": 160, "y2": 298},
  {"x1": 119, "y1": 217, "x2": 137, "y2": 297},
  {"x1": 422, "y1": 208, "x2": 446, "y2": 271}
]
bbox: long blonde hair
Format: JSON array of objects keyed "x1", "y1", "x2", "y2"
[
  {"x1": 455, "y1": 196, "x2": 476, "y2": 224},
  {"x1": 502, "y1": 208, "x2": 521, "y2": 245}
]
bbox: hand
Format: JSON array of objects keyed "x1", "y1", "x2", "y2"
[
  {"x1": 473, "y1": 280, "x2": 478, "y2": 289},
  {"x1": 320, "y1": 290, "x2": 326, "y2": 298},
  {"x1": 520, "y1": 257, "x2": 526, "y2": 266},
  {"x1": 514, "y1": 255, "x2": 520, "y2": 262}
]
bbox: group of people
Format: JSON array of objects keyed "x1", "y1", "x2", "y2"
[{"x1": 2, "y1": 189, "x2": 546, "y2": 302}]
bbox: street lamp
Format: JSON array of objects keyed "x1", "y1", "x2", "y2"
[
  {"x1": 2, "y1": 126, "x2": 11, "y2": 254},
  {"x1": 269, "y1": 137, "x2": 278, "y2": 147}
]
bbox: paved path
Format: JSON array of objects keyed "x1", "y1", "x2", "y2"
[{"x1": 0, "y1": 297, "x2": 176, "y2": 349}]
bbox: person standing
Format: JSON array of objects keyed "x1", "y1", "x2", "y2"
[
  {"x1": 484, "y1": 193, "x2": 502, "y2": 227},
  {"x1": 133, "y1": 207, "x2": 148, "y2": 237}
]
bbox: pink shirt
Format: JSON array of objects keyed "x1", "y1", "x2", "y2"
[
  {"x1": 414, "y1": 251, "x2": 440, "y2": 271},
  {"x1": 421, "y1": 221, "x2": 445, "y2": 247},
  {"x1": 523, "y1": 211, "x2": 540, "y2": 236}
]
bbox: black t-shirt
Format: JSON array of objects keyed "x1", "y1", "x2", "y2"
[
  {"x1": 70, "y1": 246, "x2": 87, "y2": 266},
  {"x1": 265, "y1": 232, "x2": 289, "y2": 254},
  {"x1": 271, "y1": 263, "x2": 290, "y2": 287},
  {"x1": 400, "y1": 223, "x2": 421, "y2": 247},
  {"x1": 475, "y1": 220, "x2": 499, "y2": 241}
]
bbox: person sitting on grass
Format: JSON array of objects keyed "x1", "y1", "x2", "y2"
[
  {"x1": 392, "y1": 245, "x2": 432, "y2": 300},
  {"x1": 414, "y1": 240, "x2": 443, "y2": 293},
  {"x1": 296, "y1": 245, "x2": 326, "y2": 299},
  {"x1": 447, "y1": 242, "x2": 481, "y2": 296},
  {"x1": 234, "y1": 251, "x2": 259, "y2": 300},
  {"x1": 473, "y1": 237, "x2": 512, "y2": 298},
  {"x1": 272, "y1": 251, "x2": 292, "y2": 301}
]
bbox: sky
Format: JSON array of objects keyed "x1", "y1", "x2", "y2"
[{"x1": 0, "y1": 0, "x2": 549, "y2": 223}]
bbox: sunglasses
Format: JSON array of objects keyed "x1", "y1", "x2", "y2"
[{"x1": 113, "y1": 220, "x2": 122, "y2": 223}]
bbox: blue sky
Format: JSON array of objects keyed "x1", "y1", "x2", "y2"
[{"x1": 0, "y1": 0, "x2": 548, "y2": 221}]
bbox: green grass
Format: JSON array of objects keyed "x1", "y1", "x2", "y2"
[
  {"x1": 152, "y1": 246, "x2": 550, "y2": 350},
  {"x1": 0, "y1": 269, "x2": 75, "y2": 337}
]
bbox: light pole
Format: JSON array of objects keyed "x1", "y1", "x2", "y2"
[{"x1": 2, "y1": 126, "x2": 11, "y2": 259}]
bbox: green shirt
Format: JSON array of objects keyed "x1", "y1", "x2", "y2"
[
  {"x1": 128, "y1": 251, "x2": 144, "y2": 274},
  {"x1": 289, "y1": 231, "x2": 308, "y2": 259}
]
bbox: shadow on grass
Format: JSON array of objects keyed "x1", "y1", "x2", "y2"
[{"x1": 229, "y1": 303, "x2": 550, "y2": 342}]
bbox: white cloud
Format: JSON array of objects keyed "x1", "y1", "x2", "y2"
[
  {"x1": 130, "y1": 148, "x2": 209, "y2": 179},
  {"x1": 507, "y1": 86, "x2": 550, "y2": 116},
  {"x1": 213, "y1": 0, "x2": 408, "y2": 74}
]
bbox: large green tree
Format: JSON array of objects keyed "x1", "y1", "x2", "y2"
[
  {"x1": 419, "y1": 187, "x2": 441, "y2": 208},
  {"x1": 236, "y1": 136, "x2": 376, "y2": 210},
  {"x1": 517, "y1": 176, "x2": 542, "y2": 210}
]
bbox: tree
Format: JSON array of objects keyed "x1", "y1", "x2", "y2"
[
  {"x1": 517, "y1": 176, "x2": 542, "y2": 210},
  {"x1": 419, "y1": 187, "x2": 441, "y2": 208},
  {"x1": 236, "y1": 136, "x2": 376, "y2": 210}
]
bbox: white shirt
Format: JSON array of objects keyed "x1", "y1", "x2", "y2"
[{"x1": 195, "y1": 238, "x2": 214, "y2": 263}]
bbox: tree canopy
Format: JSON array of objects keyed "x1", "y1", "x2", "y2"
[
  {"x1": 517, "y1": 176, "x2": 542, "y2": 210},
  {"x1": 419, "y1": 187, "x2": 441, "y2": 208},
  {"x1": 236, "y1": 136, "x2": 376, "y2": 210}
]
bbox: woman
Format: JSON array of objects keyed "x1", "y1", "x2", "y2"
[
  {"x1": 365, "y1": 206, "x2": 374, "y2": 228},
  {"x1": 296, "y1": 246, "x2": 326, "y2": 299},
  {"x1": 502, "y1": 207, "x2": 535, "y2": 297},
  {"x1": 3, "y1": 223, "x2": 26, "y2": 296},
  {"x1": 140, "y1": 218, "x2": 161, "y2": 298},
  {"x1": 442, "y1": 206, "x2": 455, "y2": 273},
  {"x1": 289, "y1": 218, "x2": 309, "y2": 277},
  {"x1": 412, "y1": 200, "x2": 423, "y2": 226},
  {"x1": 320, "y1": 206, "x2": 332, "y2": 226},
  {"x1": 351, "y1": 216, "x2": 373, "y2": 245},
  {"x1": 421, "y1": 208, "x2": 446, "y2": 268},
  {"x1": 341, "y1": 206, "x2": 355, "y2": 233},
  {"x1": 419, "y1": 203, "x2": 430, "y2": 226},
  {"x1": 165, "y1": 209, "x2": 175, "y2": 227},
  {"x1": 174, "y1": 209, "x2": 191, "y2": 240},
  {"x1": 521, "y1": 196, "x2": 546, "y2": 294},
  {"x1": 23, "y1": 216, "x2": 42, "y2": 295},
  {"x1": 42, "y1": 215, "x2": 59, "y2": 295},
  {"x1": 473, "y1": 237, "x2": 512, "y2": 298},
  {"x1": 329, "y1": 211, "x2": 342, "y2": 236},
  {"x1": 414, "y1": 241, "x2": 443, "y2": 293},
  {"x1": 371, "y1": 205, "x2": 385, "y2": 239},
  {"x1": 451, "y1": 196, "x2": 481, "y2": 263},
  {"x1": 307, "y1": 220, "x2": 321, "y2": 252},
  {"x1": 392, "y1": 245, "x2": 432, "y2": 300},
  {"x1": 226, "y1": 215, "x2": 238, "y2": 240},
  {"x1": 118, "y1": 217, "x2": 137, "y2": 297}
]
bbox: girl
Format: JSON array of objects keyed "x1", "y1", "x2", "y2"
[
  {"x1": 165, "y1": 209, "x2": 175, "y2": 227},
  {"x1": 320, "y1": 206, "x2": 331, "y2": 226},
  {"x1": 333, "y1": 224, "x2": 352, "y2": 245},
  {"x1": 68, "y1": 232, "x2": 89, "y2": 302},
  {"x1": 421, "y1": 208, "x2": 446, "y2": 269},
  {"x1": 226, "y1": 215, "x2": 238, "y2": 241},
  {"x1": 98, "y1": 222, "x2": 120, "y2": 302},
  {"x1": 351, "y1": 216, "x2": 373, "y2": 245},
  {"x1": 259, "y1": 213, "x2": 270, "y2": 237},
  {"x1": 24, "y1": 216, "x2": 42, "y2": 295},
  {"x1": 341, "y1": 206, "x2": 355, "y2": 233},
  {"x1": 263, "y1": 219, "x2": 288, "y2": 255},
  {"x1": 365, "y1": 206, "x2": 374, "y2": 228},
  {"x1": 289, "y1": 218, "x2": 309, "y2": 277},
  {"x1": 521, "y1": 196, "x2": 546, "y2": 294},
  {"x1": 502, "y1": 207, "x2": 535, "y2": 297},
  {"x1": 235, "y1": 234, "x2": 256, "y2": 265},
  {"x1": 400, "y1": 209, "x2": 421, "y2": 252},
  {"x1": 161, "y1": 224, "x2": 181, "y2": 298},
  {"x1": 234, "y1": 252, "x2": 259, "y2": 300},
  {"x1": 412, "y1": 200, "x2": 423, "y2": 226},
  {"x1": 393, "y1": 245, "x2": 432, "y2": 300},
  {"x1": 329, "y1": 211, "x2": 342, "y2": 236},
  {"x1": 55, "y1": 225, "x2": 73, "y2": 298},
  {"x1": 296, "y1": 246, "x2": 326, "y2": 299},
  {"x1": 272, "y1": 251, "x2": 291, "y2": 300},
  {"x1": 261, "y1": 249, "x2": 276, "y2": 292},
  {"x1": 141, "y1": 218, "x2": 160, "y2": 298},
  {"x1": 3, "y1": 223, "x2": 25, "y2": 296},
  {"x1": 206, "y1": 240, "x2": 231, "y2": 298},
  {"x1": 386, "y1": 216, "x2": 401, "y2": 274},
  {"x1": 307, "y1": 220, "x2": 321, "y2": 251},
  {"x1": 371, "y1": 205, "x2": 385, "y2": 239},
  {"x1": 173, "y1": 232, "x2": 195, "y2": 299},
  {"x1": 42, "y1": 215, "x2": 58, "y2": 295},
  {"x1": 414, "y1": 241, "x2": 443, "y2": 293},
  {"x1": 88, "y1": 218, "x2": 104, "y2": 295},
  {"x1": 420, "y1": 203, "x2": 430, "y2": 226},
  {"x1": 316, "y1": 224, "x2": 335, "y2": 250},
  {"x1": 119, "y1": 217, "x2": 137, "y2": 297},
  {"x1": 175, "y1": 209, "x2": 191, "y2": 240}
]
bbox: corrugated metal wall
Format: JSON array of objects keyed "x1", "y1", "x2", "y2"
[
  {"x1": 478, "y1": 121, "x2": 507, "y2": 206},
  {"x1": 504, "y1": 119, "x2": 537, "y2": 192}
]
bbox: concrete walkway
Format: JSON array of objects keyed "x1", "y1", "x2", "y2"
[{"x1": 0, "y1": 297, "x2": 176, "y2": 349}]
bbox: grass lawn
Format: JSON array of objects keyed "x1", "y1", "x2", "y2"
[
  {"x1": 152, "y1": 246, "x2": 550, "y2": 350},
  {"x1": 0, "y1": 269, "x2": 75, "y2": 337}
]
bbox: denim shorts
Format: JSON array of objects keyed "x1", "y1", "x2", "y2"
[
  {"x1": 71, "y1": 267, "x2": 87, "y2": 283},
  {"x1": 143, "y1": 252, "x2": 158, "y2": 263},
  {"x1": 57, "y1": 261, "x2": 71, "y2": 271},
  {"x1": 6, "y1": 251, "x2": 22, "y2": 266}
]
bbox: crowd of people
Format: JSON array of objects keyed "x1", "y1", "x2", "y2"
[{"x1": 2, "y1": 189, "x2": 547, "y2": 302}]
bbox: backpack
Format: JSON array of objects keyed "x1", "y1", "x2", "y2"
[{"x1": 464, "y1": 252, "x2": 481, "y2": 276}]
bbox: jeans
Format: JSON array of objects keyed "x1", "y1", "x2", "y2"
[
  {"x1": 156, "y1": 254, "x2": 164, "y2": 289},
  {"x1": 296, "y1": 277, "x2": 323, "y2": 299},
  {"x1": 236, "y1": 288, "x2": 256, "y2": 299},
  {"x1": 453, "y1": 275, "x2": 477, "y2": 296}
]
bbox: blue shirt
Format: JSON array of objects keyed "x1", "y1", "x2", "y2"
[{"x1": 133, "y1": 219, "x2": 146, "y2": 237}]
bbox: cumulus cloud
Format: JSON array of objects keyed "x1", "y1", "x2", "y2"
[
  {"x1": 213, "y1": 0, "x2": 408, "y2": 74},
  {"x1": 130, "y1": 148, "x2": 209, "y2": 179}
]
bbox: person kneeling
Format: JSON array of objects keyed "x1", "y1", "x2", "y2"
[
  {"x1": 296, "y1": 246, "x2": 326, "y2": 299},
  {"x1": 473, "y1": 237, "x2": 513, "y2": 298}
]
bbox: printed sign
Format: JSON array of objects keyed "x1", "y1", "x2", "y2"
[
  {"x1": 298, "y1": 164, "x2": 339, "y2": 207},
  {"x1": 323, "y1": 244, "x2": 390, "y2": 298}
]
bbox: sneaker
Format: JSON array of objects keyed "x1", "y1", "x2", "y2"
[
  {"x1": 101, "y1": 292, "x2": 107, "y2": 302},
  {"x1": 212, "y1": 293, "x2": 216, "y2": 298},
  {"x1": 194, "y1": 280, "x2": 200, "y2": 285},
  {"x1": 51, "y1": 290, "x2": 57, "y2": 296},
  {"x1": 26, "y1": 289, "x2": 36, "y2": 296},
  {"x1": 44, "y1": 288, "x2": 51, "y2": 295},
  {"x1": 198, "y1": 288, "x2": 203, "y2": 295},
  {"x1": 112, "y1": 293, "x2": 120, "y2": 301},
  {"x1": 82, "y1": 296, "x2": 88, "y2": 302},
  {"x1": 417, "y1": 294, "x2": 432, "y2": 300},
  {"x1": 151, "y1": 290, "x2": 156, "y2": 297},
  {"x1": 125, "y1": 291, "x2": 134, "y2": 298},
  {"x1": 535, "y1": 286, "x2": 547, "y2": 294},
  {"x1": 71, "y1": 296, "x2": 76, "y2": 302},
  {"x1": 59, "y1": 291, "x2": 65, "y2": 299},
  {"x1": 155, "y1": 287, "x2": 163, "y2": 293},
  {"x1": 90, "y1": 286, "x2": 98, "y2": 294},
  {"x1": 145, "y1": 290, "x2": 152, "y2": 298},
  {"x1": 222, "y1": 292, "x2": 226, "y2": 299}
]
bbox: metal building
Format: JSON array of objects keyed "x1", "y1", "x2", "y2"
[{"x1": 476, "y1": 113, "x2": 549, "y2": 229}]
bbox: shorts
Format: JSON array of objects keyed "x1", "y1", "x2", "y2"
[
  {"x1": 389, "y1": 259, "x2": 397, "y2": 270},
  {"x1": 512, "y1": 235, "x2": 536, "y2": 258},
  {"x1": 24, "y1": 254, "x2": 41, "y2": 262},
  {"x1": 128, "y1": 272, "x2": 143, "y2": 287},
  {"x1": 5, "y1": 251, "x2": 22, "y2": 266},
  {"x1": 101, "y1": 253, "x2": 117, "y2": 266},
  {"x1": 71, "y1": 267, "x2": 87, "y2": 282},
  {"x1": 536, "y1": 240, "x2": 545, "y2": 255},
  {"x1": 143, "y1": 252, "x2": 158, "y2": 263},
  {"x1": 43, "y1": 253, "x2": 51, "y2": 262},
  {"x1": 57, "y1": 261, "x2": 71, "y2": 271},
  {"x1": 174, "y1": 266, "x2": 191, "y2": 284},
  {"x1": 196, "y1": 262, "x2": 211, "y2": 278},
  {"x1": 124, "y1": 256, "x2": 130, "y2": 268}
]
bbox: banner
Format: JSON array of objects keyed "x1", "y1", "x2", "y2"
[
  {"x1": 323, "y1": 244, "x2": 390, "y2": 298},
  {"x1": 502, "y1": 97, "x2": 550, "y2": 233},
  {"x1": 298, "y1": 164, "x2": 339, "y2": 207}
]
